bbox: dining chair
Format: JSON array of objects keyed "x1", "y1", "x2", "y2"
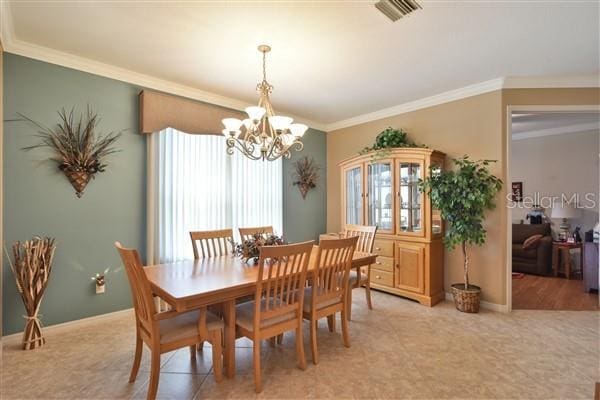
[
  {"x1": 115, "y1": 242, "x2": 224, "y2": 400},
  {"x1": 235, "y1": 240, "x2": 314, "y2": 393},
  {"x1": 303, "y1": 236, "x2": 358, "y2": 364},
  {"x1": 189, "y1": 228, "x2": 235, "y2": 350},
  {"x1": 190, "y1": 229, "x2": 234, "y2": 258},
  {"x1": 343, "y1": 224, "x2": 377, "y2": 319},
  {"x1": 238, "y1": 225, "x2": 274, "y2": 241}
]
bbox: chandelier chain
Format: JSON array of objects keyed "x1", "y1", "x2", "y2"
[{"x1": 262, "y1": 50, "x2": 267, "y2": 83}]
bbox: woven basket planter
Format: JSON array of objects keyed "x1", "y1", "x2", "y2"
[
  {"x1": 450, "y1": 283, "x2": 481, "y2": 313},
  {"x1": 65, "y1": 170, "x2": 92, "y2": 198}
]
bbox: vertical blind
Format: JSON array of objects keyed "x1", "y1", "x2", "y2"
[{"x1": 150, "y1": 128, "x2": 282, "y2": 263}]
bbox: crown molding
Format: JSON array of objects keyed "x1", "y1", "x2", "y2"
[
  {"x1": 0, "y1": 3, "x2": 327, "y2": 131},
  {"x1": 325, "y1": 75, "x2": 600, "y2": 132},
  {"x1": 512, "y1": 122, "x2": 599, "y2": 141},
  {"x1": 503, "y1": 75, "x2": 600, "y2": 89},
  {"x1": 325, "y1": 78, "x2": 506, "y2": 132}
]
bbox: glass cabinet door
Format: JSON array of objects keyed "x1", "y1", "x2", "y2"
[
  {"x1": 398, "y1": 162, "x2": 423, "y2": 233},
  {"x1": 367, "y1": 162, "x2": 393, "y2": 232},
  {"x1": 344, "y1": 166, "x2": 363, "y2": 225},
  {"x1": 430, "y1": 162, "x2": 443, "y2": 235}
]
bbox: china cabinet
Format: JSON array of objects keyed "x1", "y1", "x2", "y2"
[{"x1": 340, "y1": 148, "x2": 445, "y2": 306}]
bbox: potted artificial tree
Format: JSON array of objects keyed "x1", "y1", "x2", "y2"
[{"x1": 419, "y1": 156, "x2": 502, "y2": 313}]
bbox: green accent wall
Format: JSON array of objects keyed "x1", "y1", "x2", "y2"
[
  {"x1": 2, "y1": 53, "x2": 327, "y2": 335},
  {"x1": 3, "y1": 54, "x2": 146, "y2": 335},
  {"x1": 283, "y1": 128, "x2": 327, "y2": 244}
]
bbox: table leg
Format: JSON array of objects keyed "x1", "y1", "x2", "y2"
[
  {"x1": 565, "y1": 249, "x2": 572, "y2": 279},
  {"x1": 222, "y1": 299, "x2": 236, "y2": 378},
  {"x1": 552, "y1": 245, "x2": 559, "y2": 277}
]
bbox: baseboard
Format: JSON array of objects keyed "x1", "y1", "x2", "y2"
[
  {"x1": 1, "y1": 308, "x2": 134, "y2": 342},
  {"x1": 445, "y1": 292, "x2": 509, "y2": 313}
]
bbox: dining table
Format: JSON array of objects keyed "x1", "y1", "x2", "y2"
[{"x1": 144, "y1": 245, "x2": 377, "y2": 378}]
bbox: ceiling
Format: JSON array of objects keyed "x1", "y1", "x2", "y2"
[
  {"x1": 2, "y1": 1, "x2": 599, "y2": 129},
  {"x1": 512, "y1": 112, "x2": 600, "y2": 140}
]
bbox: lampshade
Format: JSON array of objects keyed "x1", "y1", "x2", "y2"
[
  {"x1": 222, "y1": 118, "x2": 243, "y2": 131},
  {"x1": 550, "y1": 203, "x2": 582, "y2": 219},
  {"x1": 245, "y1": 106, "x2": 266, "y2": 122},
  {"x1": 242, "y1": 118, "x2": 253, "y2": 130},
  {"x1": 289, "y1": 123, "x2": 308, "y2": 137},
  {"x1": 281, "y1": 133, "x2": 296, "y2": 146},
  {"x1": 269, "y1": 116, "x2": 293, "y2": 132}
]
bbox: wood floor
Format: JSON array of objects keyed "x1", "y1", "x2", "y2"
[{"x1": 513, "y1": 273, "x2": 599, "y2": 310}]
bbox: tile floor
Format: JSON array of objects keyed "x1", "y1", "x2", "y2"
[{"x1": 1, "y1": 290, "x2": 598, "y2": 399}]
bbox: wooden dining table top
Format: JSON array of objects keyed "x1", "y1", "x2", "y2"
[{"x1": 144, "y1": 245, "x2": 377, "y2": 310}]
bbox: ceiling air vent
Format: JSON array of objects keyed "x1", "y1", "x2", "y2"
[{"x1": 375, "y1": 0, "x2": 422, "y2": 22}]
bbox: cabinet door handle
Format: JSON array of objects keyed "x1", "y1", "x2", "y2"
[
  {"x1": 375, "y1": 275, "x2": 381, "y2": 279},
  {"x1": 376, "y1": 261, "x2": 382, "y2": 265},
  {"x1": 375, "y1": 247, "x2": 381, "y2": 251}
]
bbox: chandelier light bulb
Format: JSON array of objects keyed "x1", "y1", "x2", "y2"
[{"x1": 289, "y1": 123, "x2": 308, "y2": 137}]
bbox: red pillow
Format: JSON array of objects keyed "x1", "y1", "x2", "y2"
[{"x1": 522, "y1": 234, "x2": 543, "y2": 250}]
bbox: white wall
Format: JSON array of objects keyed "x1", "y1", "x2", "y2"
[{"x1": 511, "y1": 130, "x2": 599, "y2": 237}]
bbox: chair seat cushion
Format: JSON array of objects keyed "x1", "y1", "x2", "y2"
[
  {"x1": 303, "y1": 287, "x2": 342, "y2": 313},
  {"x1": 159, "y1": 310, "x2": 223, "y2": 344},
  {"x1": 349, "y1": 270, "x2": 368, "y2": 284},
  {"x1": 235, "y1": 299, "x2": 297, "y2": 332}
]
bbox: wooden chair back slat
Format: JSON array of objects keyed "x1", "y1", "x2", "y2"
[
  {"x1": 115, "y1": 242, "x2": 156, "y2": 333},
  {"x1": 190, "y1": 229, "x2": 234, "y2": 259},
  {"x1": 253, "y1": 241, "x2": 314, "y2": 330},
  {"x1": 239, "y1": 226, "x2": 274, "y2": 242},
  {"x1": 312, "y1": 237, "x2": 358, "y2": 307},
  {"x1": 343, "y1": 224, "x2": 377, "y2": 253}
]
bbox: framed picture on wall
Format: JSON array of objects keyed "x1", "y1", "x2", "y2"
[{"x1": 511, "y1": 181, "x2": 523, "y2": 202}]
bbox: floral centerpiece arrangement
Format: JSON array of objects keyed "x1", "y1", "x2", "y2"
[{"x1": 232, "y1": 232, "x2": 285, "y2": 263}]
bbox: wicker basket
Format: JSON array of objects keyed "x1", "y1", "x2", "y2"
[
  {"x1": 65, "y1": 170, "x2": 92, "y2": 198},
  {"x1": 450, "y1": 283, "x2": 481, "y2": 313}
]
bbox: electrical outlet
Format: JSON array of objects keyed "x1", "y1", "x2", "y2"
[{"x1": 95, "y1": 283, "x2": 105, "y2": 294}]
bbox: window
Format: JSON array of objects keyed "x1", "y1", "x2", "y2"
[{"x1": 150, "y1": 128, "x2": 282, "y2": 262}]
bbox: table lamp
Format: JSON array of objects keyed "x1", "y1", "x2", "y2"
[{"x1": 550, "y1": 202, "x2": 582, "y2": 241}]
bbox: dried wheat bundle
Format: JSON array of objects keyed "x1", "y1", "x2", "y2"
[{"x1": 7, "y1": 237, "x2": 56, "y2": 350}]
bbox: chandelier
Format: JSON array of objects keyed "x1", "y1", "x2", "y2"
[{"x1": 221, "y1": 45, "x2": 307, "y2": 161}]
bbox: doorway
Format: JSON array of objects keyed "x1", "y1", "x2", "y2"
[{"x1": 507, "y1": 107, "x2": 599, "y2": 310}]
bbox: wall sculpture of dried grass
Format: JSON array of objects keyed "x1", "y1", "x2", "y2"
[{"x1": 20, "y1": 107, "x2": 123, "y2": 197}]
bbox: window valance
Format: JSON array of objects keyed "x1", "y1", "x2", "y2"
[{"x1": 139, "y1": 90, "x2": 244, "y2": 135}]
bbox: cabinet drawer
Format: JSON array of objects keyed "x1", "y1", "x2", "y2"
[
  {"x1": 373, "y1": 239, "x2": 394, "y2": 257},
  {"x1": 373, "y1": 256, "x2": 394, "y2": 272},
  {"x1": 370, "y1": 269, "x2": 394, "y2": 287}
]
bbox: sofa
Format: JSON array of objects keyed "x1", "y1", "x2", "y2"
[{"x1": 512, "y1": 223, "x2": 553, "y2": 275}]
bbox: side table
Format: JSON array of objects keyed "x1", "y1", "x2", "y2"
[{"x1": 552, "y1": 241, "x2": 584, "y2": 279}]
